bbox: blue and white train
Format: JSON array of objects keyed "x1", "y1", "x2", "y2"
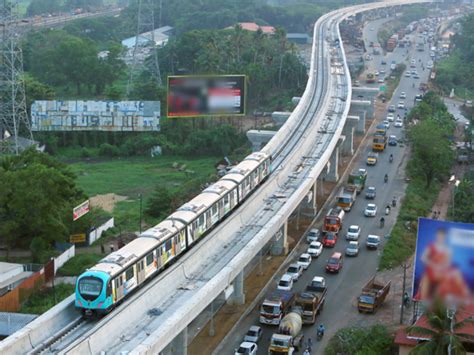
[{"x1": 75, "y1": 152, "x2": 271, "y2": 316}]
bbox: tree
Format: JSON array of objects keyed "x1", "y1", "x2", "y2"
[
  {"x1": 0, "y1": 149, "x2": 85, "y2": 261},
  {"x1": 146, "y1": 186, "x2": 173, "y2": 219},
  {"x1": 408, "y1": 120, "x2": 454, "y2": 188},
  {"x1": 408, "y1": 299, "x2": 474, "y2": 355},
  {"x1": 453, "y1": 175, "x2": 474, "y2": 223},
  {"x1": 24, "y1": 74, "x2": 55, "y2": 115}
]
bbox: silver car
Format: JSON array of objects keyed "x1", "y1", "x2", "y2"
[{"x1": 345, "y1": 241, "x2": 359, "y2": 256}]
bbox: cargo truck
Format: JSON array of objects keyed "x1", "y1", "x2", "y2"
[
  {"x1": 357, "y1": 276, "x2": 391, "y2": 313},
  {"x1": 260, "y1": 290, "x2": 295, "y2": 325},
  {"x1": 323, "y1": 206, "x2": 345, "y2": 233},
  {"x1": 268, "y1": 311, "x2": 304, "y2": 355},
  {"x1": 296, "y1": 285, "x2": 327, "y2": 324},
  {"x1": 336, "y1": 185, "x2": 357, "y2": 211},
  {"x1": 348, "y1": 169, "x2": 367, "y2": 193}
]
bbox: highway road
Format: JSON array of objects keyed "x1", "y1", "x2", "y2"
[{"x1": 222, "y1": 15, "x2": 434, "y2": 355}]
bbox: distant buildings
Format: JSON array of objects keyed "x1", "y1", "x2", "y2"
[
  {"x1": 226, "y1": 22, "x2": 275, "y2": 34},
  {"x1": 121, "y1": 26, "x2": 174, "y2": 49}
]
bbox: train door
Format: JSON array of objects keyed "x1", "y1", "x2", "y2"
[
  {"x1": 114, "y1": 276, "x2": 124, "y2": 301},
  {"x1": 136, "y1": 259, "x2": 145, "y2": 284},
  {"x1": 205, "y1": 210, "x2": 211, "y2": 229}
]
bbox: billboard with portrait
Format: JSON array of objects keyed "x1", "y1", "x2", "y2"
[
  {"x1": 412, "y1": 218, "x2": 474, "y2": 301},
  {"x1": 167, "y1": 75, "x2": 246, "y2": 118},
  {"x1": 31, "y1": 100, "x2": 160, "y2": 132}
]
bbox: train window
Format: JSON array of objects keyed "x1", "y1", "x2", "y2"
[
  {"x1": 212, "y1": 204, "x2": 218, "y2": 215},
  {"x1": 198, "y1": 215, "x2": 205, "y2": 227},
  {"x1": 125, "y1": 267, "x2": 134, "y2": 281},
  {"x1": 166, "y1": 239, "x2": 173, "y2": 251},
  {"x1": 224, "y1": 194, "x2": 229, "y2": 204},
  {"x1": 146, "y1": 253, "x2": 154, "y2": 266}
]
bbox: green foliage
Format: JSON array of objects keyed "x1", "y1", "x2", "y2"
[
  {"x1": 27, "y1": 0, "x2": 104, "y2": 16},
  {"x1": 0, "y1": 148, "x2": 85, "y2": 260},
  {"x1": 146, "y1": 185, "x2": 173, "y2": 219},
  {"x1": 58, "y1": 253, "x2": 103, "y2": 276},
  {"x1": 24, "y1": 74, "x2": 55, "y2": 116},
  {"x1": 19, "y1": 283, "x2": 75, "y2": 314},
  {"x1": 452, "y1": 172, "x2": 474, "y2": 223},
  {"x1": 98, "y1": 143, "x2": 120, "y2": 157},
  {"x1": 408, "y1": 298, "x2": 474, "y2": 355},
  {"x1": 324, "y1": 325, "x2": 394, "y2": 355}
]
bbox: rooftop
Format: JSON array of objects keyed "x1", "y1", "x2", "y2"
[{"x1": 226, "y1": 22, "x2": 275, "y2": 34}]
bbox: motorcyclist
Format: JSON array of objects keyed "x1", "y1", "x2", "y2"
[
  {"x1": 380, "y1": 217, "x2": 385, "y2": 228},
  {"x1": 386, "y1": 205, "x2": 391, "y2": 215},
  {"x1": 389, "y1": 154, "x2": 393, "y2": 163},
  {"x1": 384, "y1": 174, "x2": 388, "y2": 183},
  {"x1": 392, "y1": 196, "x2": 397, "y2": 207},
  {"x1": 403, "y1": 292, "x2": 410, "y2": 306},
  {"x1": 303, "y1": 349, "x2": 311, "y2": 355},
  {"x1": 317, "y1": 324, "x2": 325, "y2": 337}
]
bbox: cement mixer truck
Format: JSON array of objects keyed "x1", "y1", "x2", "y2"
[{"x1": 268, "y1": 311, "x2": 304, "y2": 355}]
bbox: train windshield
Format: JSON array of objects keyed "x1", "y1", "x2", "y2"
[{"x1": 78, "y1": 277, "x2": 103, "y2": 301}]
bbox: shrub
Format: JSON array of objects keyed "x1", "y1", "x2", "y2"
[
  {"x1": 58, "y1": 253, "x2": 103, "y2": 276},
  {"x1": 325, "y1": 325, "x2": 394, "y2": 355},
  {"x1": 98, "y1": 143, "x2": 120, "y2": 157},
  {"x1": 80, "y1": 147, "x2": 92, "y2": 158}
]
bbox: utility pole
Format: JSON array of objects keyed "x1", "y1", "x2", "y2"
[
  {"x1": 400, "y1": 260, "x2": 410, "y2": 324},
  {"x1": 0, "y1": 0, "x2": 32, "y2": 154},
  {"x1": 139, "y1": 193, "x2": 143, "y2": 234},
  {"x1": 126, "y1": 0, "x2": 162, "y2": 97}
]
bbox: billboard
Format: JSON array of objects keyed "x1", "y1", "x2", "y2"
[
  {"x1": 167, "y1": 75, "x2": 246, "y2": 118},
  {"x1": 412, "y1": 218, "x2": 474, "y2": 301},
  {"x1": 73, "y1": 200, "x2": 90, "y2": 221},
  {"x1": 31, "y1": 100, "x2": 160, "y2": 132}
]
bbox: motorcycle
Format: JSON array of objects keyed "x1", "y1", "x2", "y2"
[
  {"x1": 384, "y1": 175, "x2": 388, "y2": 183},
  {"x1": 389, "y1": 155, "x2": 393, "y2": 163},
  {"x1": 392, "y1": 198, "x2": 397, "y2": 207},
  {"x1": 385, "y1": 206, "x2": 390, "y2": 215},
  {"x1": 380, "y1": 217, "x2": 385, "y2": 228},
  {"x1": 317, "y1": 330, "x2": 324, "y2": 341}
]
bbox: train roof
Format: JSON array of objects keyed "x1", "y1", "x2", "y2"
[
  {"x1": 140, "y1": 219, "x2": 185, "y2": 242},
  {"x1": 244, "y1": 151, "x2": 269, "y2": 162},
  {"x1": 91, "y1": 237, "x2": 159, "y2": 277},
  {"x1": 227, "y1": 159, "x2": 261, "y2": 176},
  {"x1": 167, "y1": 209, "x2": 199, "y2": 224},
  {"x1": 203, "y1": 180, "x2": 237, "y2": 196}
]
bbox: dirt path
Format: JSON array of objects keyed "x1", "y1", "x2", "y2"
[{"x1": 89, "y1": 193, "x2": 128, "y2": 213}]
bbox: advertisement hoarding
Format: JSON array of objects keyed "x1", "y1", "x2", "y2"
[
  {"x1": 73, "y1": 200, "x2": 90, "y2": 221},
  {"x1": 70, "y1": 233, "x2": 87, "y2": 243},
  {"x1": 167, "y1": 75, "x2": 246, "y2": 118},
  {"x1": 31, "y1": 100, "x2": 160, "y2": 132},
  {"x1": 412, "y1": 218, "x2": 474, "y2": 301}
]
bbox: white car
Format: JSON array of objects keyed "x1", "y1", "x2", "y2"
[
  {"x1": 346, "y1": 225, "x2": 361, "y2": 240},
  {"x1": 378, "y1": 77, "x2": 384, "y2": 83},
  {"x1": 364, "y1": 203, "x2": 377, "y2": 217},
  {"x1": 394, "y1": 119, "x2": 403, "y2": 128},
  {"x1": 387, "y1": 113, "x2": 395, "y2": 122},
  {"x1": 404, "y1": 71, "x2": 411, "y2": 77},
  {"x1": 383, "y1": 120, "x2": 390, "y2": 129},
  {"x1": 306, "y1": 228, "x2": 320, "y2": 243},
  {"x1": 277, "y1": 274, "x2": 294, "y2": 291},
  {"x1": 244, "y1": 326, "x2": 262, "y2": 343},
  {"x1": 375, "y1": 71, "x2": 379, "y2": 76},
  {"x1": 297, "y1": 253, "x2": 312, "y2": 270},
  {"x1": 307, "y1": 241, "x2": 323, "y2": 257},
  {"x1": 399, "y1": 92, "x2": 406, "y2": 99},
  {"x1": 286, "y1": 263, "x2": 303, "y2": 282},
  {"x1": 235, "y1": 341, "x2": 258, "y2": 355},
  {"x1": 345, "y1": 241, "x2": 360, "y2": 256},
  {"x1": 379, "y1": 69, "x2": 385, "y2": 74},
  {"x1": 366, "y1": 234, "x2": 381, "y2": 249},
  {"x1": 397, "y1": 101, "x2": 405, "y2": 109}
]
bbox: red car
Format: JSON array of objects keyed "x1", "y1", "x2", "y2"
[
  {"x1": 326, "y1": 252, "x2": 344, "y2": 273},
  {"x1": 322, "y1": 232, "x2": 338, "y2": 247}
]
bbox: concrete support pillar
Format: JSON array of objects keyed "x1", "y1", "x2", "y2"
[
  {"x1": 299, "y1": 182, "x2": 318, "y2": 217},
  {"x1": 170, "y1": 327, "x2": 188, "y2": 355},
  {"x1": 348, "y1": 112, "x2": 366, "y2": 134},
  {"x1": 246, "y1": 130, "x2": 276, "y2": 152},
  {"x1": 228, "y1": 271, "x2": 245, "y2": 305},
  {"x1": 272, "y1": 112, "x2": 291, "y2": 126},
  {"x1": 270, "y1": 223, "x2": 288, "y2": 256},
  {"x1": 324, "y1": 146, "x2": 339, "y2": 182},
  {"x1": 342, "y1": 125, "x2": 354, "y2": 156},
  {"x1": 351, "y1": 100, "x2": 373, "y2": 120}
]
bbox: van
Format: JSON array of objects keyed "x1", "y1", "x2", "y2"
[{"x1": 325, "y1": 252, "x2": 343, "y2": 273}]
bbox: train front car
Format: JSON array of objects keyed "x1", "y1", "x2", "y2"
[{"x1": 75, "y1": 269, "x2": 112, "y2": 317}]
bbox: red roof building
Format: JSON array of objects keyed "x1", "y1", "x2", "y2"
[
  {"x1": 226, "y1": 22, "x2": 275, "y2": 34},
  {"x1": 395, "y1": 302, "x2": 474, "y2": 355}
]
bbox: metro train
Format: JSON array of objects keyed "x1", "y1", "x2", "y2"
[{"x1": 75, "y1": 152, "x2": 271, "y2": 317}]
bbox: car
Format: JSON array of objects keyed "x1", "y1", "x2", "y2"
[
  {"x1": 378, "y1": 77, "x2": 384, "y2": 83},
  {"x1": 413, "y1": 73, "x2": 420, "y2": 79},
  {"x1": 286, "y1": 263, "x2": 303, "y2": 282},
  {"x1": 354, "y1": 80, "x2": 360, "y2": 87},
  {"x1": 388, "y1": 105, "x2": 396, "y2": 113},
  {"x1": 370, "y1": 27, "x2": 374, "y2": 31},
  {"x1": 235, "y1": 341, "x2": 258, "y2": 355},
  {"x1": 364, "y1": 203, "x2": 377, "y2": 217},
  {"x1": 404, "y1": 71, "x2": 411, "y2": 77},
  {"x1": 277, "y1": 274, "x2": 294, "y2": 291},
  {"x1": 394, "y1": 119, "x2": 403, "y2": 128},
  {"x1": 379, "y1": 69, "x2": 385, "y2": 74},
  {"x1": 383, "y1": 120, "x2": 390, "y2": 129},
  {"x1": 381, "y1": 59, "x2": 387, "y2": 65},
  {"x1": 325, "y1": 252, "x2": 344, "y2": 273},
  {"x1": 244, "y1": 326, "x2": 262, "y2": 343},
  {"x1": 346, "y1": 225, "x2": 361, "y2": 240},
  {"x1": 375, "y1": 71, "x2": 379, "y2": 76},
  {"x1": 297, "y1": 253, "x2": 312, "y2": 270},
  {"x1": 411, "y1": 70, "x2": 417, "y2": 75},
  {"x1": 306, "y1": 228, "x2": 320, "y2": 243},
  {"x1": 322, "y1": 231, "x2": 338, "y2": 247},
  {"x1": 388, "y1": 135, "x2": 398, "y2": 146},
  {"x1": 387, "y1": 113, "x2": 395, "y2": 122},
  {"x1": 345, "y1": 241, "x2": 360, "y2": 256},
  {"x1": 366, "y1": 152, "x2": 378, "y2": 166},
  {"x1": 397, "y1": 101, "x2": 405, "y2": 109},
  {"x1": 365, "y1": 186, "x2": 376, "y2": 199},
  {"x1": 399, "y1": 92, "x2": 406, "y2": 99},
  {"x1": 415, "y1": 94, "x2": 423, "y2": 102},
  {"x1": 366, "y1": 234, "x2": 381, "y2": 249},
  {"x1": 307, "y1": 241, "x2": 323, "y2": 257}
]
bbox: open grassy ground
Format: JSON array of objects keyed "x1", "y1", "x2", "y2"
[{"x1": 69, "y1": 155, "x2": 220, "y2": 231}]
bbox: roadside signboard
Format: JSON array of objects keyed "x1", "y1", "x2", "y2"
[
  {"x1": 73, "y1": 200, "x2": 90, "y2": 221},
  {"x1": 70, "y1": 233, "x2": 87, "y2": 243},
  {"x1": 412, "y1": 218, "x2": 474, "y2": 301}
]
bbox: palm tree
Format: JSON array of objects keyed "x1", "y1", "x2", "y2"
[{"x1": 408, "y1": 299, "x2": 474, "y2": 355}]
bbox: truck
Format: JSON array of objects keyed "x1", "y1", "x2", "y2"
[
  {"x1": 268, "y1": 311, "x2": 304, "y2": 355},
  {"x1": 386, "y1": 35, "x2": 398, "y2": 52},
  {"x1": 336, "y1": 185, "x2": 357, "y2": 211},
  {"x1": 372, "y1": 133, "x2": 387, "y2": 152},
  {"x1": 260, "y1": 290, "x2": 295, "y2": 325},
  {"x1": 366, "y1": 72, "x2": 375, "y2": 83},
  {"x1": 297, "y1": 280, "x2": 327, "y2": 324},
  {"x1": 348, "y1": 168, "x2": 367, "y2": 193},
  {"x1": 323, "y1": 206, "x2": 345, "y2": 233},
  {"x1": 357, "y1": 276, "x2": 391, "y2": 313}
]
